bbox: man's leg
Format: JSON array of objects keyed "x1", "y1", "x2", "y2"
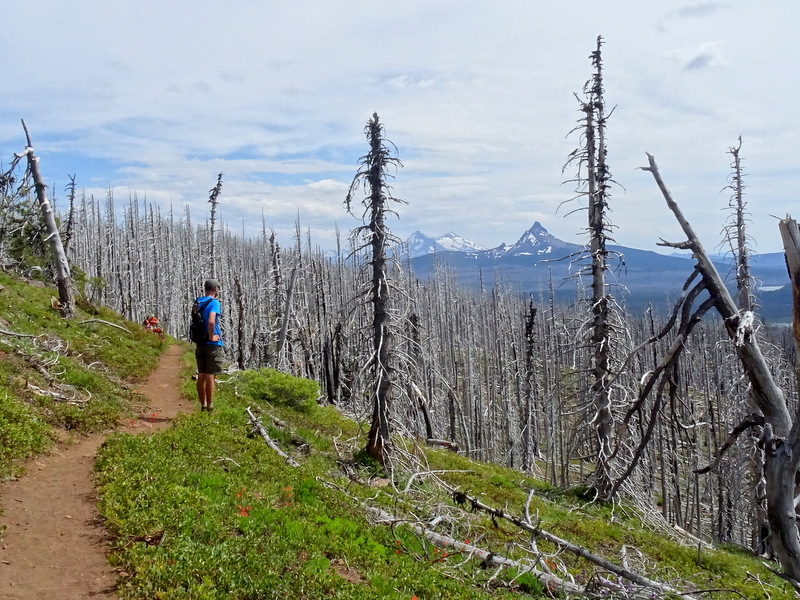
[
  {"x1": 204, "y1": 375, "x2": 216, "y2": 411},
  {"x1": 204, "y1": 345, "x2": 223, "y2": 412},
  {"x1": 196, "y1": 345, "x2": 208, "y2": 410},
  {"x1": 197, "y1": 373, "x2": 209, "y2": 409}
]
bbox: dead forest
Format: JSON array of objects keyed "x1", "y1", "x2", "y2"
[
  {"x1": 3, "y1": 40, "x2": 800, "y2": 585},
  {"x1": 2, "y1": 158, "x2": 797, "y2": 555}
]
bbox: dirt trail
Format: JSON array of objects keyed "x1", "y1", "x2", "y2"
[{"x1": 0, "y1": 343, "x2": 190, "y2": 600}]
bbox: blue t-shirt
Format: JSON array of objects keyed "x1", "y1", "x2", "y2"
[{"x1": 197, "y1": 296, "x2": 223, "y2": 346}]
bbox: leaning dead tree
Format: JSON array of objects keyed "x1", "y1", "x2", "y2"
[
  {"x1": 16, "y1": 120, "x2": 76, "y2": 318},
  {"x1": 346, "y1": 112, "x2": 404, "y2": 466},
  {"x1": 643, "y1": 154, "x2": 800, "y2": 586},
  {"x1": 780, "y1": 218, "x2": 800, "y2": 377}
]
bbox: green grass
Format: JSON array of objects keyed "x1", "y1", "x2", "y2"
[
  {"x1": 0, "y1": 271, "x2": 167, "y2": 478},
  {"x1": 0, "y1": 387, "x2": 51, "y2": 477},
  {"x1": 2, "y1": 268, "x2": 794, "y2": 598},
  {"x1": 96, "y1": 395, "x2": 520, "y2": 599},
  {"x1": 95, "y1": 364, "x2": 795, "y2": 599}
]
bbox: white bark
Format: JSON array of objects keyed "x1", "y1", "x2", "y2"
[{"x1": 19, "y1": 121, "x2": 75, "y2": 318}]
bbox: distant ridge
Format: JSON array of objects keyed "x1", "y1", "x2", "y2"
[{"x1": 404, "y1": 222, "x2": 791, "y2": 323}]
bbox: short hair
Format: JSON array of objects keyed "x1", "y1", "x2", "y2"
[{"x1": 204, "y1": 279, "x2": 220, "y2": 292}]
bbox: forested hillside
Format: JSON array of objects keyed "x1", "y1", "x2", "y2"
[
  {"x1": 2, "y1": 155, "x2": 796, "y2": 555},
  {"x1": 0, "y1": 269, "x2": 794, "y2": 598},
  {"x1": 3, "y1": 39, "x2": 800, "y2": 595}
]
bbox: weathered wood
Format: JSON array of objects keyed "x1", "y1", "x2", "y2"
[
  {"x1": 646, "y1": 155, "x2": 799, "y2": 583},
  {"x1": 0, "y1": 328, "x2": 35, "y2": 338},
  {"x1": 447, "y1": 486, "x2": 698, "y2": 599},
  {"x1": 779, "y1": 219, "x2": 800, "y2": 364},
  {"x1": 424, "y1": 439, "x2": 459, "y2": 452},
  {"x1": 245, "y1": 406, "x2": 299, "y2": 467},
  {"x1": 366, "y1": 506, "x2": 585, "y2": 596},
  {"x1": 79, "y1": 318, "x2": 131, "y2": 333},
  {"x1": 19, "y1": 120, "x2": 75, "y2": 318}
]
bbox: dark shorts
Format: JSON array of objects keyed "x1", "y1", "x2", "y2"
[{"x1": 196, "y1": 344, "x2": 224, "y2": 375}]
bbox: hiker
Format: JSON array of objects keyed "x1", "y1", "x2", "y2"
[
  {"x1": 144, "y1": 315, "x2": 164, "y2": 336},
  {"x1": 195, "y1": 279, "x2": 223, "y2": 412}
]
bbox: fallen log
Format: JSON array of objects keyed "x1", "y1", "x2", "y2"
[
  {"x1": 245, "y1": 406, "x2": 299, "y2": 467},
  {"x1": 446, "y1": 486, "x2": 697, "y2": 600},
  {"x1": 0, "y1": 328, "x2": 35, "y2": 338},
  {"x1": 425, "y1": 438, "x2": 460, "y2": 452},
  {"x1": 365, "y1": 506, "x2": 584, "y2": 596},
  {"x1": 79, "y1": 318, "x2": 131, "y2": 333}
]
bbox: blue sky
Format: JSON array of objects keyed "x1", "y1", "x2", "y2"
[{"x1": 2, "y1": 1, "x2": 798, "y2": 254}]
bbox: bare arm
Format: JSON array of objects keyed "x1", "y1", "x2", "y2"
[{"x1": 207, "y1": 311, "x2": 220, "y2": 342}]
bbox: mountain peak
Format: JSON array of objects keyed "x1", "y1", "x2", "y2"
[
  {"x1": 406, "y1": 223, "x2": 579, "y2": 259},
  {"x1": 489, "y1": 222, "x2": 580, "y2": 258},
  {"x1": 405, "y1": 231, "x2": 486, "y2": 258}
]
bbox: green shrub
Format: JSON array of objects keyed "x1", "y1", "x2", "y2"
[
  {"x1": 0, "y1": 387, "x2": 51, "y2": 477},
  {"x1": 514, "y1": 571, "x2": 544, "y2": 595},
  {"x1": 240, "y1": 369, "x2": 318, "y2": 413}
]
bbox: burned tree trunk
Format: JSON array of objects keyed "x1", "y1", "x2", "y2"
[
  {"x1": 779, "y1": 219, "x2": 800, "y2": 364},
  {"x1": 563, "y1": 37, "x2": 617, "y2": 496},
  {"x1": 521, "y1": 299, "x2": 538, "y2": 472},
  {"x1": 363, "y1": 115, "x2": 393, "y2": 465},
  {"x1": 646, "y1": 155, "x2": 800, "y2": 584},
  {"x1": 19, "y1": 120, "x2": 75, "y2": 318},
  {"x1": 346, "y1": 112, "x2": 404, "y2": 466},
  {"x1": 724, "y1": 138, "x2": 753, "y2": 312},
  {"x1": 208, "y1": 173, "x2": 223, "y2": 279}
]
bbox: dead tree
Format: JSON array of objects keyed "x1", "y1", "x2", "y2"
[
  {"x1": 62, "y1": 174, "x2": 77, "y2": 255},
  {"x1": 18, "y1": 120, "x2": 75, "y2": 318},
  {"x1": 642, "y1": 154, "x2": 800, "y2": 585},
  {"x1": 722, "y1": 137, "x2": 753, "y2": 312},
  {"x1": 521, "y1": 299, "x2": 539, "y2": 471},
  {"x1": 234, "y1": 276, "x2": 246, "y2": 369},
  {"x1": 780, "y1": 218, "x2": 800, "y2": 387},
  {"x1": 563, "y1": 36, "x2": 618, "y2": 497},
  {"x1": 345, "y1": 112, "x2": 404, "y2": 466},
  {"x1": 208, "y1": 172, "x2": 223, "y2": 279}
]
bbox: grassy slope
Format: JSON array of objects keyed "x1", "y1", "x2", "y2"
[
  {"x1": 97, "y1": 368, "x2": 793, "y2": 599},
  {"x1": 0, "y1": 270, "x2": 165, "y2": 478},
  {"x1": 0, "y1": 271, "x2": 793, "y2": 599}
]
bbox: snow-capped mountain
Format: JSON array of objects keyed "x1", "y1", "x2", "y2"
[
  {"x1": 405, "y1": 231, "x2": 486, "y2": 258},
  {"x1": 489, "y1": 221, "x2": 580, "y2": 258},
  {"x1": 406, "y1": 222, "x2": 579, "y2": 259},
  {"x1": 405, "y1": 221, "x2": 791, "y2": 322}
]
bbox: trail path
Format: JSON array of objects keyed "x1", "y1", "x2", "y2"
[{"x1": 0, "y1": 343, "x2": 189, "y2": 600}]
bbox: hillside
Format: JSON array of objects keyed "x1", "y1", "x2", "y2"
[{"x1": 0, "y1": 271, "x2": 795, "y2": 599}]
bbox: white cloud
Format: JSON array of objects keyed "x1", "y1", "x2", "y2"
[
  {"x1": 665, "y1": 41, "x2": 728, "y2": 71},
  {"x1": 1, "y1": 1, "x2": 799, "y2": 255}
]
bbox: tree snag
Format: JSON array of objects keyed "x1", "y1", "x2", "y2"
[
  {"x1": 645, "y1": 154, "x2": 800, "y2": 586},
  {"x1": 19, "y1": 120, "x2": 75, "y2": 318},
  {"x1": 563, "y1": 36, "x2": 618, "y2": 497},
  {"x1": 208, "y1": 172, "x2": 223, "y2": 279},
  {"x1": 346, "y1": 112, "x2": 404, "y2": 466}
]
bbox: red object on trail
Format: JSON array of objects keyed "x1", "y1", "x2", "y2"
[{"x1": 144, "y1": 316, "x2": 164, "y2": 336}]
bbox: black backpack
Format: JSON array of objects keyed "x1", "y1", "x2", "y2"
[{"x1": 190, "y1": 298, "x2": 212, "y2": 343}]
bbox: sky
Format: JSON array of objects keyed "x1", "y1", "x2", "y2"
[{"x1": 1, "y1": 1, "x2": 798, "y2": 255}]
